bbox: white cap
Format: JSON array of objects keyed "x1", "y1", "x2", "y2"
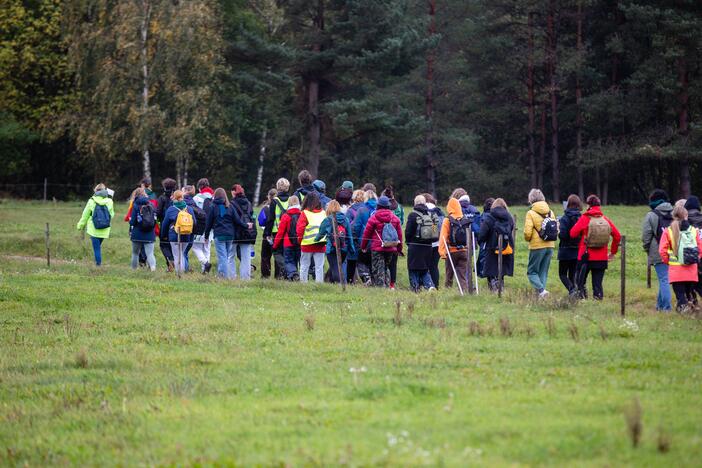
[
  {"x1": 106, "y1": 188, "x2": 115, "y2": 198},
  {"x1": 459, "y1": 194, "x2": 470, "y2": 204}
]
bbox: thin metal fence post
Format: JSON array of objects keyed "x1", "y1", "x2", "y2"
[{"x1": 620, "y1": 235, "x2": 626, "y2": 317}]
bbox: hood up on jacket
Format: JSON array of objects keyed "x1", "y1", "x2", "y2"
[
  {"x1": 654, "y1": 202, "x2": 673, "y2": 217},
  {"x1": 459, "y1": 200, "x2": 479, "y2": 216},
  {"x1": 92, "y1": 191, "x2": 110, "y2": 205},
  {"x1": 491, "y1": 206, "x2": 511, "y2": 223},
  {"x1": 446, "y1": 198, "x2": 462, "y2": 219},
  {"x1": 372, "y1": 208, "x2": 396, "y2": 223}
]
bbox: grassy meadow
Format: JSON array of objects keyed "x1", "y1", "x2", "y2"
[{"x1": 0, "y1": 200, "x2": 701, "y2": 466}]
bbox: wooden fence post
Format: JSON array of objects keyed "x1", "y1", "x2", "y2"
[
  {"x1": 497, "y1": 235, "x2": 503, "y2": 298},
  {"x1": 45, "y1": 223, "x2": 50, "y2": 268},
  {"x1": 43, "y1": 178, "x2": 48, "y2": 203},
  {"x1": 646, "y1": 263, "x2": 651, "y2": 289},
  {"x1": 331, "y1": 215, "x2": 346, "y2": 291},
  {"x1": 620, "y1": 235, "x2": 626, "y2": 317},
  {"x1": 466, "y1": 228, "x2": 474, "y2": 295}
]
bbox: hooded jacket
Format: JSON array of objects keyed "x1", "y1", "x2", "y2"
[
  {"x1": 524, "y1": 201, "x2": 557, "y2": 250},
  {"x1": 477, "y1": 206, "x2": 515, "y2": 278},
  {"x1": 129, "y1": 196, "x2": 156, "y2": 243},
  {"x1": 426, "y1": 202, "x2": 445, "y2": 249},
  {"x1": 316, "y1": 212, "x2": 357, "y2": 255},
  {"x1": 405, "y1": 204, "x2": 434, "y2": 270},
  {"x1": 232, "y1": 195, "x2": 256, "y2": 244},
  {"x1": 77, "y1": 191, "x2": 115, "y2": 238},
  {"x1": 558, "y1": 208, "x2": 582, "y2": 261},
  {"x1": 570, "y1": 206, "x2": 621, "y2": 262},
  {"x1": 162, "y1": 202, "x2": 197, "y2": 243},
  {"x1": 352, "y1": 199, "x2": 377, "y2": 247},
  {"x1": 642, "y1": 202, "x2": 674, "y2": 265},
  {"x1": 273, "y1": 206, "x2": 302, "y2": 250},
  {"x1": 687, "y1": 209, "x2": 702, "y2": 229},
  {"x1": 361, "y1": 208, "x2": 403, "y2": 253},
  {"x1": 293, "y1": 184, "x2": 316, "y2": 202},
  {"x1": 204, "y1": 198, "x2": 237, "y2": 241},
  {"x1": 438, "y1": 198, "x2": 467, "y2": 258},
  {"x1": 459, "y1": 200, "x2": 481, "y2": 234},
  {"x1": 659, "y1": 221, "x2": 702, "y2": 283},
  {"x1": 156, "y1": 189, "x2": 174, "y2": 241}
]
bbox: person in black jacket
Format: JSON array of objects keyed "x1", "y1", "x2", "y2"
[
  {"x1": 405, "y1": 195, "x2": 437, "y2": 292},
  {"x1": 231, "y1": 184, "x2": 256, "y2": 280},
  {"x1": 477, "y1": 198, "x2": 515, "y2": 292},
  {"x1": 422, "y1": 192, "x2": 444, "y2": 290},
  {"x1": 264, "y1": 178, "x2": 291, "y2": 279},
  {"x1": 293, "y1": 169, "x2": 316, "y2": 201},
  {"x1": 558, "y1": 194, "x2": 583, "y2": 297},
  {"x1": 477, "y1": 197, "x2": 495, "y2": 279},
  {"x1": 156, "y1": 177, "x2": 177, "y2": 271}
]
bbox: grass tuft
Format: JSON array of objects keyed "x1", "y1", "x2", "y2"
[
  {"x1": 499, "y1": 317, "x2": 513, "y2": 337},
  {"x1": 568, "y1": 323, "x2": 580, "y2": 342},
  {"x1": 545, "y1": 316, "x2": 557, "y2": 337},
  {"x1": 657, "y1": 426, "x2": 671, "y2": 453},
  {"x1": 304, "y1": 315, "x2": 315, "y2": 331},
  {"x1": 74, "y1": 349, "x2": 88, "y2": 369},
  {"x1": 624, "y1": 397, "x2": 643, "y2": 448}
]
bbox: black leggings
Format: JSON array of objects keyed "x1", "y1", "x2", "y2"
[
  {"x1": 430, "y1": 247, "x2": 441, "y2": 290},
  {"x1": 389, "y1": 253, "x2": 398, "y2": 285},
  {"x1": 673, "y1": 282, "x2": 696, "y2": 309},
  {"x1": 559, "y1": 259, "x2": 577, "y2": 293},
  {"x1": 576, "y1": 262, "x2": 605, "y2": 300},
  {"x1": 346, "y1": 259, "x2": 357, "y2": 284}
]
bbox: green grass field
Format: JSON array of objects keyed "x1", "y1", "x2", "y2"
[{"x1": 1, "y1": 200, "x2": 701, "y2": 466}]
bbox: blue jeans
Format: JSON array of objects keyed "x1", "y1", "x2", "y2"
[
  {"x1": 527, "y1": 248, "x2": 553, "y2": 291},
  {"x1": 654, "y1": 263, "x2": 672, "y2": 311},
  {"x1": 233, "y1": 243, "x2": 252, "y2": 280},
  {"x1": 283, "y1": 247, "x2": 301, "y2": 280},
  {"x1": 90, "y1": 236, "x2": 104, "y2": 266},
  {"x1": 170, "y1": 242, "x2": 193, "y2": 274},
  {"x1": 409, "y1": 269, "x2": 434, "y2": 291},
  {"x1": 214, "y1": 240, "x2": 235, "y2": 279}
]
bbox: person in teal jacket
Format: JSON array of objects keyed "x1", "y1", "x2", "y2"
[
  {"x1": 76, "y1": 183, "x2": 115, "y2": 266},
  {"x1": 315, "y1": 200, "x2": 356, "y2": 284}
]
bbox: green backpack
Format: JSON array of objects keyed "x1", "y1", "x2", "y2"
[
  {"x1": 414, "y1": 210, "x2": 439, "y2": 241},
  {"x1": 675, "y1": 227, "x2": 699, "y2": 265}
]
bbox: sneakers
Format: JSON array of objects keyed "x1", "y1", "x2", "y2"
[
  {"x1": 390, "y1": 282, "x2": 396, "y2": 291},
  {"x1": 538, "y1": 289, "x2": 550, "y2": 299},
  {"x1": 428, "y1": 287, "x2": 437, "y2": 292}
]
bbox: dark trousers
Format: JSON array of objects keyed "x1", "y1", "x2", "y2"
[
  {"x1": 283, "y1": 247, "x2": 301, "y2": 280},
  {"x1": 576, "y1": 262, "x2": 605, "y2": 300},
  {"x1": 559, "y1": 259, "x2": 578, "y2": 294},
  {"x1": 346, "y1": 259, "x2": 358, "y2": 284},
  {"x1": 673, "y1": 282, "x2": 696, "y2": 309},
  {"x1": 327, "y1": 252, "x2": 348, "y2": 283},
  {"x1": 371, "y1": 251, "x2": 394, "y2": 287},
  {"x1": 159, "y1": 241, "x2": 174, "y2": 264},
  {"x1": 273, "y1": 246, "x2": 286, "y2": 279},
  {"x1": 260, "y1": 239, "x2": 273, "y2": 278},
  {"x1": 357, "y1": 250, "x2": 372, "y2": 284},
  {"x1": 430, "y1": 247, "x2": 441, "y2": 290},
  {"x1": 389, "y1": 253, "x2": 398, "y2": 285}
]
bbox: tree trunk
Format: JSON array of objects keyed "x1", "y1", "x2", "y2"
[
  {"x1": 176, "y1": 156, "x2": 182, "y2": 189},
  {"x1": 527, "y1": 12, "x2": 537, "y2": 188},
  {"x1": 183, "y1": 154, "x2": 189, "y2": 187},
  {"x1": 575, "y1": 0, "x2": 584, "y2": 200},
  {"x1": 254, "y1": 126, "x2": 267, "y2": 206},
  {"x1": 538, "y1": 102, "x2": 546, "y2": 189},
  {"x1": 602, "y1": 166, "x2": 609, "y2": 205},
  {"x1": 307, "y1": 0, "x2": 324, "y2": 178},
  {"x1": 678, "y1": 56, "x2": 690, "y2": 198},
  {"x1": 425, "y1": 0, "x2": 437, "y2": 196},
  {"x1": 547, "y1": 0, "x2": 560, "y2": 202},
  {"x1": 140, "y1": 0, "x2": 151, "y2": 179}
]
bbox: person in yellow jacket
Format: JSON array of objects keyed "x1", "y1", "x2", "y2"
[
  {"x1": 438, "y1": 197, "x2": 470, "y2": 291},
  {"x1": 76, "y1": 183, "x2": 115, "y2": 266},
  {"x1": 524, "y1": 189, "x2": 557, "y2": 298}
]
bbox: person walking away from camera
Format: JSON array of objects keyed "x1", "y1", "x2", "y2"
[
  {"x1": 273, "y1": 195, "x2": 302, "y2": 280},
  {"x1": 423, "y1": 193, "x2": 445, "y2": 289},
  {"x1": 438, "y1": 197, "x2": 470, "y2": 291},
  {"x1": 316, "y1": 200, "x2": 356, "y2": 283},
  {"x1": 264, "y1": 178, "x2": 291, "y2": 279},
  {"x1": 183, "y1": 185, "x2": 204, "y2": 273},
  {"x1": 156, "y1": 178, "x2": 178, "y2": 271},
  {"x1": 524, "y1": 188, "x2": 558, "y2": 298},
  {"x1": 312, "y1": 179, "x2": 332, "y2": 209},
  {"x1": 293, "y1": 169, "x2": 315, "y2": 202},
  {"x1": 684, "y1": 196, "x2": 702, "y2": 304},
  {"x1": 231, "y1": 184, "x2": 257, "y2": 280},
  {"x1": 296, "y1": 192, "x2": 327, "y2": 283},
  {"x1": 642, "y1": 189, "x2": 674, "y2": 311},
  {"x1": 361, "y1": 195, "x2": 403, "y2": 288},
  {"x1": 125, "y1": 187, "x2": 148, "y2": 267},
  {"x1": 192, "y1": 178, "x2": 214, "y2": 274},
  {"x1": 77, "y1": 183, "x2": 114, "y2": 266},
  {"x1": 259, "y1": 188, "x2": 277, "y2": 279},
  {"x1": 336, "y1": 181, "x2": 354, "y2": 212},
  {"x1": 161, "y1": 190, "x2": 196, "y2": 275},
  {"x1": 476, "y1": 197, "x2": 495, "y2": 280},
  {"x1": 658, "y1": 205, "x2": 702, "y2": 313},
  {"x1": 352, "y1": 190, "x2": 378, "y2": 285},
  {"x1": 478, "y1": 198, "x2": 515, "y2": 292},
  {"x1": 128, "y1": 187, "x2": 157, "y2": 271},
  {"x1": 405, "y1": 195, "x2": 437, "y2": 292},
  {"x1": 381, "y1": 186, "x2": 404, "y2": 289},
  {"x1": 569, "y1": 195, "x2": 621, "y2": 300},
  {"x1": 558, "y1": 194, "x2": 583, "y2": 297},
  {"x1": 205, "y1": 188, "x2": 235, "y2": 279},
  {"x1": 345, "y1": 189, "x2": 365, "y2": 283}
]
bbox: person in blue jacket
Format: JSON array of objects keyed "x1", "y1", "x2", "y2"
[
  {"x1": 128, "y1": 188, "x2": 157, "y2": 271},
  {"x1": 161, "y1": 190, "x2": 196, "y2": 274},
  {"x1": 204, "y1": 187, "x2": 251, "y2": 279},
  {"x1": 316, "y1": 200, "x2": 356, "y2": 283},
  {"x1": 352, "y1": 190, "x2": 378, "y2": 285},
  {"x1": 313, "y1": 179, "x2": 332, "y2": 209},
  {"x1": 345, "y1": 190, "x2": 366, "y2": 283}
]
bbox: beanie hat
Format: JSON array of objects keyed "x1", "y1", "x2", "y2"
[
  {"x1": 312, "y1": 179, "x2": 326, "y2": 193},
  {"x1": 342, "y1": 180, "x2": 354, "y2": 190},
  {"x1": 377, "y1": 196, "x2": 391, "y2": 209},
  {"x1": 685, "y1": 195, "x2": 701, "y2": 211}
]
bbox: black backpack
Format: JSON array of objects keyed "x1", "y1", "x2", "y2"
[
  {"x1": 654, "y1": 211, "x2": 673, "y2": 243},
  {"x1": 137, "y1": 203, "x2": 156, "y2": 232},
  {"x1": 288, "y1": 213, "x2": 300, "y2": 247},
  {"x1": 233, "y1": 200, "x2": 257, "y2": 241},
  {"x1": 449, "y1": 217, "x2": 472, "y2": 247},
  {"x1": 191, "y1": 204, "x2": 207, "y2": 236},
  {"x1": 537, "y1": 211, "x2": 558, "y2": 241},
  {"x1": 493, "y1": 217, "x2": 513, "y2": 252}
]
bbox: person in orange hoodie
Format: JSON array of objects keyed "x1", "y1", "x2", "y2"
[
  {"x1": 659, "y1": 204, "x2": 702, "y2": 313},
  {"x1": 438, "y1": 197, "x2": 470, "y2": 291}
]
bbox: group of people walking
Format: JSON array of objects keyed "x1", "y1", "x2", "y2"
[{"x1": 74, "y1": 172, "x2": 702, "y2": 311}]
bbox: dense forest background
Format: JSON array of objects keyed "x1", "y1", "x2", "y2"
[{"x1": 1, "y1": 0, "x2": 700, "y2": 205}]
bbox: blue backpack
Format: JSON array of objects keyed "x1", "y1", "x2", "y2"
[
  {"x1": 92, "y1": 202, "x2": 111, "y2": 229},
  {"x1": 380, "y1": 222, "x2": 400, "y2": 248}
]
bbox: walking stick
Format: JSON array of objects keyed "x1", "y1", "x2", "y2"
[
  {"x1": 466, "y1": 228, "x2": 475, "y2": 295},
  {"x1": 620, "y1": 236, "x2": 626, "y2": 317},
  {"x1": 331, "y1": 216, "x2": 346, "y2": 291},
  {"x1": 472, "y1": 235, "x2": 479, "y2": 294},
  {"x1": 443, "y1": 237, "x2": 464, "y2": 296},
  {"x1": 497, "y1": 235, "x2": 503, "y2": 298},
  {"x1": 177, "y1": 231, "x2": 182, "y2": 279}
]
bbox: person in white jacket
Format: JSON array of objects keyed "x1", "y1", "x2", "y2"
[{"x1": 192, "y1": 178, "x2": 214, "y2": 273}]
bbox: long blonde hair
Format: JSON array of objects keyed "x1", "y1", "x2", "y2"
[
  {"x1": 326, "y1": 200, "x2": 341, "y2": 216},
  {"x1": 670, "y1": 205, "x2": 688, "y2": 250}
]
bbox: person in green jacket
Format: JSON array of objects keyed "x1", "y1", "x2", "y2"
[{"x1": 77, "y1": 183, "x2": 115, "y2": 266}]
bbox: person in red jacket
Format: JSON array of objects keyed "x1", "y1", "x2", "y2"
[
  {"x1": 295, "y1": 192, "x2": 327, "y2": 283},
  {"x1": 569, "y1": 195, "x2": 621, "y2": 300},
  {"x1": 361, "y1": 195, "x2": 403, "y2": 288},
  {"x1": 273, "y1": 195, "x2": 302, "y2": 280}
]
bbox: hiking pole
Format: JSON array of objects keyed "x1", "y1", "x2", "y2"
[
  {"x1": 472, "y1": 235, "x2": 479, "y2": 294},
  {"x1": 331, "y1": 216, "x2": 346, "y2": 291},
  {"x1": 497, "y1": 235, "x2": 503, "y2": 298},
  {"x1": 443, "y1": 237, "x2": 464, "y2": 296},
  {"x1": 620, "y1": 235, "x2": 626, "y2": 317},
  {"x1": 177, "y1": 232, "x2": 182, "y2": 279},
  {"x1": 466, "y1": 228, "x2": 475, "y2": 295}
]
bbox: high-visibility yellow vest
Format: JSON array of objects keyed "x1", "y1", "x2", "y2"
[
  {"x1": 301, "y1": 210, "x2": 326, "y2": 245},
  {"x1": 272, "y1": 197, "x2": 289, "y2": 233}
]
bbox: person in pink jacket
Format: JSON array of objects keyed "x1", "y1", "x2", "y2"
[
  {"x1": 659, "y1": 205, "x2": 702, "y2": 313},
  {"x1": 361, "y1": 196, "x2": 403, "y2": 288}
]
